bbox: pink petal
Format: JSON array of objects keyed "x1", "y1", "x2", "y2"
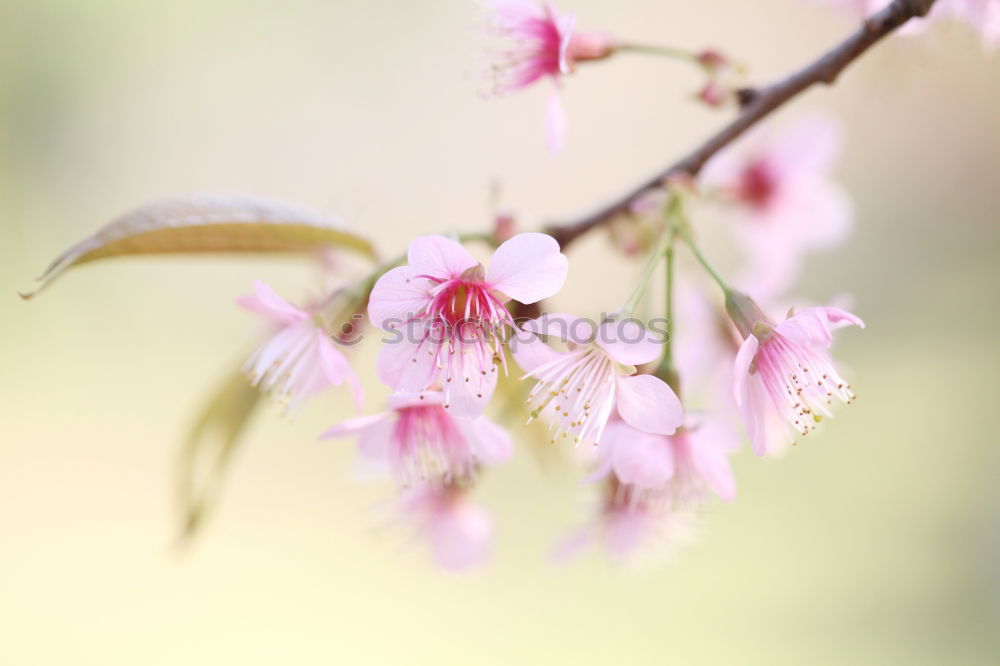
[
  {"x1": 318, "y1": 412, "x2": 389, "y2": 440},
  {"x1": 441, "y1": 351, "x2": 499, "y2": 416},
  {"x1": 467, "y1": 417, "x2": 513, "y2": 465},
  {"x1": 688, "y1": 420, "x2": 739, "y2": 501},
  {"x1": 356, "y1": 416, "x2": 398, "y2": 464},
  {"x1": 615, "y1": 374, "x2": 683, "y2": 436},
  {"x1": 429, "y1": 500, "x2": 492, "y2": 571},
  {"x1": 510, "y1": 330, "x2": 566, "y2": 373},
  {"x1": 520, "y1": 313, "x2": 594, "y2": 343},
  {"x1": 595, "y1": 320, "x2": 664, "y2": 366},
  {"x1": 486, "y1": 232, "x2": 568, "y2": 304},
  {"x1": 236, "y1": 280, "x2": 306, "y2": 325},
  {"x1": 407, "y1": 235, "x2": 478, "y2": 279},
  {"x1": 317, "y1": 333, "x2": 364, "y2": 412},
  {"x1": 776, "y1": 306, "x2": 863, "y2": 349},
  {"x1": 769, "y1": 115, "x2": 842, "y2": 178},
  {"x1": 606, "y1": 421, "x2": 674, "y2": 490},
  {"x1": 387, "y1": 391, "x2": 444, "y2": 410},
  {"x1": 368, "y1": 266, "x2": 431, "y2": 331},
  {"x1": 544, "y1": 88, "x2": 567, "y2": 154},
  {"x1": 375, "y1": 325, "x2": 439, "y2": 393},
  {"x1": 556, "y1": 11, "x2": 577, "y2": 73},
  {"x1": 788, "y1": 179, "x2": 853, "y2": 250},
  {"x1": 732, "y1": 334, "x2": 759, "y2": 408}
]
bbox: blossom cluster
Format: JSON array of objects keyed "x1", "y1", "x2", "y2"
[
  {"x1": 225, "y1": 0, "x2": 1000, "y2": 569},
  {"x1": 238, "y1": 138, "x2": 869, "y2": 569},
  {"x1": 33, "y1": 0, "x2": 989, "y2": 570}
]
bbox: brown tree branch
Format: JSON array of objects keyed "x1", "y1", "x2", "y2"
[{"x1": 545, "y1": 0, "x2": 938, "y2": 249}]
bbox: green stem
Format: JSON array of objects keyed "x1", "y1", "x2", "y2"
[
  {"x1": 681, "y1": 230, "x2": 730, "y2": 296},
  {"x1": 621, "y1": 225, "x2": 672, "y2": 317},
  {"x1": 617, "y1": 42, "x2": 699, "y2": 63},
  {"x1": 653, "y1": 197, "x2": 682, "y2": 393}
]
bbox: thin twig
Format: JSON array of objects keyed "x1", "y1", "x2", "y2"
[{"x1": 544, "y1": 0, "x2": 938, "y2": 249}]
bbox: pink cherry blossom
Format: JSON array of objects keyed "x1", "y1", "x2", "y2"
[
  {"x1": 320, "y1": 391, "x2": 512, "y2": 483},
  {"x1": 943, "y1": 0, "x2": 1000, "y2": 50},
  {"x1": 237, "y1": 280, "x2": 363, "y2": 411},
  {"x1": 513, "y1": 315, "x2": 684, "y2": 447},
  {"x1": 702, "y1": 116, "x2": 853, "y2": 300},
  {"x1": 731, "y1": 304, "x2": 865, "y2": 456},
  {"x1": 369, "y1": 233, "x2": 567, "y2": 415},
  {"x1": 483, "y1": 0, "x2": 616, "y2": 152},
  {"x1": 596, "y1": 415, "x2": 740, "y2": 504},
  {"x1": 553, "y1": 478, "x2": 696, "y2": 566},
  {"x1": 808, "y1": 0, "x2": 1000, "y2": 49},
  {"x1": 398, "y1": 484, "x2": 493, "y2": 571}
]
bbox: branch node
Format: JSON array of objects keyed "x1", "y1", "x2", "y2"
[{"x1": 736, "y1": 87, "x2": 759, "y2": 108}]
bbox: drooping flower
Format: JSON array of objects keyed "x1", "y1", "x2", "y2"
[
  {"x1": 483, "y1": 0, "x2": 616, "y2": 152},
  {"x1": 701, "y1": 116, "x2": 853, "y2": 300},
  {"x1": 320, "y1": 391, "x2": 512, "y2": 483},
  {"x1": 807, "y1": 0, "x2": 1000, "y2": 50},
  {"x1": 553, "y1": 477, "x2": 697, "y2": 566},
  {"x1": 238, "y1": 280, "x2": 363, "y2": 411},
  {"x1": 512, "y1": 315, "x2": 684, "y2": 447},
  {"x1": 595, "y1": 415, "x2": 739, "y2": 504},
  {"x1": 398, "y1": 483, "x2": 494, "y2": 571},
  {"x1": 369, "y1": 233, "x2": 567, "y2": 415},
  {"x1": 726, "y1": 291, "x2": 865, "y2": 455}
]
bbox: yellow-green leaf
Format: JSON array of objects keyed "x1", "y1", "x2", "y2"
[
  {"x1": 175, "y1": 363, "x2": 262, "y2": 546},
  {"x1": 21, "y1": 193, "x2": 376, "y2": 299}
]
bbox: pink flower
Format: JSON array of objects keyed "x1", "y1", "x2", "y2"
[
  {"x1": 369, "y1": 233, "x2": 567, "y2": 415},
  {"x1": 942, "y1": 0, "x2": 1000, "y2": 50},
  {"x1": 238, "y1": 280, "x2": 363, "y2": 411},
  {"x1": 730, "y1": 299, "x2": 865, "y2": 456},
  {"x1": 513, "y1": 315, "x2": 684, "y2": 447},
  {"x1": 596, "y1": 415, "x2": 739, "y2": 504},
  {"x1": 553, "y1": 478, "x2": 696, "y2": 566},
  {"x1": 483, "y1": 0, "x2": 616, "y2": 152},
  {"x1": 808, "y1": 0, "x2": 1000, "y2": 49},
  {"x1": 702, "y1": 116, "x2": 853, "y2": 300},
  {"x1": 320, "y1": 391, "x2": 512, "y2": 482},
  {"x1": 399, "y1": 484, "x2": 493, "y2": 571}
]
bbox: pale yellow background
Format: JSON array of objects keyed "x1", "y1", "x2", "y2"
[{"x1": 2, "y1": 0, "x2": 998, "y2": 664}]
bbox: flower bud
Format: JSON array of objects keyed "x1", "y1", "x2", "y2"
[{"x1": 724, "y1": 289, "x2": 772, "y2": 339}]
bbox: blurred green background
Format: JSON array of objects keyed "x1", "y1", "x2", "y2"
[{"x1": 2, "y1": 0, "x2": 998, "y2": 663}]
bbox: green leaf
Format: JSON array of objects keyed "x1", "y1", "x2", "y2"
[
  {"x1": 175, "y1": 363, "x2": 262, "y2": 546},
  {"x1": 21, "y1": 193, "x2": 376, "y2": 299}
]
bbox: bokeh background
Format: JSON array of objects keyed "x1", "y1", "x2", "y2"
[{"x1": 2, "y1": 0, "x2": 999, "y2": 663}]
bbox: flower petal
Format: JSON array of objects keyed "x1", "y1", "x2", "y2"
[
  {"x1": 441, "y1": 348, "x2": 500, "y2": 416},
  {"x1": 236, "y1": 280, "x2": 306, "y2": 325},
  {"x1": 407, "y1": 235, "x2": 478, "y2": 279},
  {"x1": 687, "y1": 420, "x2": 739, "y2": 501},
  {"x1": 317, "y1": 333, "x2": 364, "y2": 411},
  {"x1": 486, "y1": 232, "x2": 568, "y2": 304},
  {"x1": 368, "y1": 266, "x2": 431, "y2": 331},
  {"x1": 467, "y1": 417, "x2": 513, "y2": 465},
  {"x1": 544, "y1": 88, "x2": 567, "y2": 154},
  {"x1": 595, "y1": 320, "x2": 664, "y2": 366},
  {"x1": 615, "y1": 373, "x2": 683, "y2": 435},
  {"x1": 510, "y1": 330, "x2": 566, "y2": 373},
  {"x1": 319, "y1": 412, "x2": 389, "y2": 440},
  {"x1": 732, "y1": 334, "x2": 759, "y2": 408},
  {"x1": 606, "y1": 421, "x2": 674, "y2": 490},
  {"x1": 428, "y1": 499, "x2": 492, "y2": 571},
  {"x1": 375, "y1": 324, "x2": 440, "y2": 394}
]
